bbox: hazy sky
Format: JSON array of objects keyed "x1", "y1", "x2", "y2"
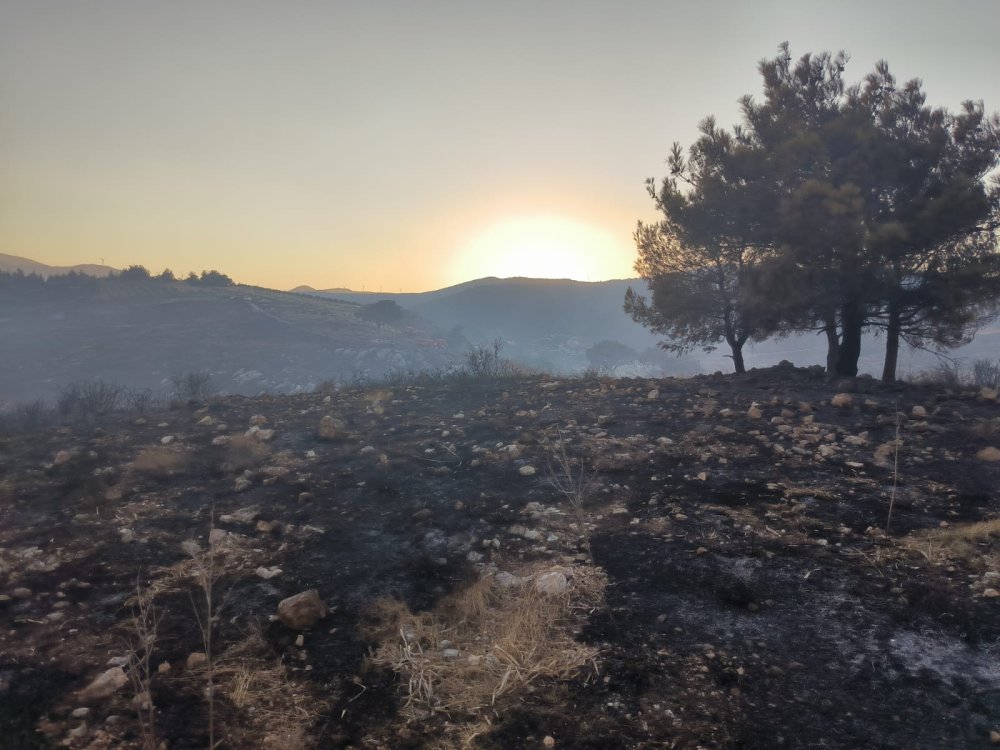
[{"x1": 2, "y1": 1, "x2": 999, "y2": 291}]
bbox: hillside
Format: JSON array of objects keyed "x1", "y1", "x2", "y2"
[
  {"x1": 0, "y1": 279, "x2": 457, "y2": 405},
  {"x1": 299, "y1": 277, "x2": 1000, "y2": 378},
  {"x1": 1, "y1": 367, "x2": 999, "y2": 748},
  {"x1": 0, "y1": 252, "x2": 117, "y2": 278}
]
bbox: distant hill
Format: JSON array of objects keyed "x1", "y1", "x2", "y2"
[
  {"x1": 0, "y1": 251, "x2": 117, "y2": 278},
  {"x1": 294, "y1": 276, "x2": 1000, "y2": 378},
  {"x1": 0, "y1": 276, "x2": 458, "y2": 405}
]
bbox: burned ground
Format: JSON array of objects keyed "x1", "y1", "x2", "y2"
[{"x1": 1, "y1": 365, "x2": 999, "y2": 749}]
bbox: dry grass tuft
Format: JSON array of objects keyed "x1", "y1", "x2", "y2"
[
  {"x1": 364, "y1": 564, "x2": 605, "y2": 741},
  {"x1": 132, "y1": 446, "x2": 188, "y2": 476},
  {"x1": 224, "y1": 435, "x2": 271, "y2": 471},
  {"x1": 901, "y1": 517, "x2": 1000, "y2": 564}
]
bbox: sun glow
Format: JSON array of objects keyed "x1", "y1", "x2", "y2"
[{"x1": 449, "y1": 216, "x2": 630, "y2": 284}]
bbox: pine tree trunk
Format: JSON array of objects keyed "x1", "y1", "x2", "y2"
[
  {"x1": 730, "y1": 343, "x2": 746, "y2": 374},
  {"x1": 881, "y1": 304, "x2": 901, "y2": 383},
  {"x1": 836, "y1": 303, "x2": 864, "y2": 377},
  {"x1": 824, "y1": 320, "x2": 839, "y2": 375}
]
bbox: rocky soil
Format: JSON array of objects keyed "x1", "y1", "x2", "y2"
[{"x1": 1, "y1": 365, "x2": 999, "y2": 749}]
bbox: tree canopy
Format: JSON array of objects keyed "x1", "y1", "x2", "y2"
[{"x1": 628, "y1": 43, "x2": 1000, "y2": 379}]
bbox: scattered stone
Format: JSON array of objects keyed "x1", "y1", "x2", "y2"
[
  {"x1": 119, "y1": 528, "x2": 135, "y2": 544},
  {"x1": 249, "y1": 414, "x2": 268, "y2": 426},
  {"x1": 53, "y1": 450, "x2": 74, "y2": 466},
  {"x1": 211, "y1": 435, "x2": 230, "y2": 446},
  {"x1": 160, "y1": 435, "x2": 175, "y2": 445},
  {"x1": 647, "y1": 389, "x2": 659, "y2": 400},
  {"x1": 519, "y1": 465, "x2": 537, "y2": 476},
  {"x1": 78, "y1": 667, "x2": 128, "y2": 703},
  {"x1": 544, "y1": 736, "x2": 556, "y2": 748},
  {"x1": 255, "y1": 566, "x2": 283, "y2": 580},
  {"x1": 747, "y1": 404, "x2": 763, "y2": 419},
  {"x1": 911, "y1": 405, "x2": 928, "y2": 418},
  {"x1": 220, "y1": 506, "x2": 260, "y2": 524},
  {"x1": 186, "y1": 652, "x2": 207, "y2": 670},
  {"x1": 208, "y1": 528, "x2": 227, "y2": 545},
  {"x1": 976, "y1": 446, "x2": 1000, "y2": 462},
  {"x1": 234, "y1": 476, "x2": 252, "y2": 493},
  {"x1": 990, "y1": 729, "x2": 1000, "y2": 744},
  {"x1": 197, "y1": 415, "x2": 214, "y2": 426},
  {"x1": 277, "y1": 589, "x2": 328, "y2": 630},
  {"x1": 12, "y1": 587, "x2": 32, "y2": 599},
  {"x1": 980, "y1": 387, "x2": 998, "y2": 402},
  {"x1": 983, "y1": 588, "x2": 1000, "y2": 598},
  {"x1": 442, "y1": 648, "x2": 460, "y2": 658},
  {"x1": 295, "y1": 634, "x2": 305, "y2": 648},
  {"x1": 298, "y1": 491, "x2": 315, "y2": 502},
  {"x1": 318, "y1": 416, "x2": 340, "y2": 439},
  {"x1": 535, "y1": 571, "x2": 569, "y2": 595},
  {"x1": 495, "y1": 571, "x2": 521, "y2": 588},
  {"x1": 831, "y1": 393, "x2": 853, "y2": 408},
  {"x1": 157, "y1": 662, "x2": 171, "y2": 674}
]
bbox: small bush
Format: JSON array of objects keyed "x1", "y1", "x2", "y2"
[
  {"x1": 462, "y1": 339, "x2": 523, "y2": 381},
  {"x1": 224, "y1": 435, "x2": 270, "y2": 472},
  {"x1": 170, "y1": 372, "x2": 215, "y2": 402},
  {"x1": 0, "y1": 400, "x2": 55, "y2": 435},
  {"x1": 132, "y1": 446, "x2": 187, "y2": 476},
  {"x1": 972, "y1": 359, "x2": 1000, "y2": 389},
  {"x1": 909, "y1": 360, "x2": 964, "y2": 387},
  {"x1": 58, "y1": 380, "x2": 127, "y2": 421}
]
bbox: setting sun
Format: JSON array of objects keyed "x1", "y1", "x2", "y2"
[{"x1": 449, "y1": 216, "x2": 631, "y2": 285}]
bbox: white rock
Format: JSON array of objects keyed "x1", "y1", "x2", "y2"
[
  {"x1": 518, "y1": 465, "x2": 537, "y2": 477},
  {"x1": 535, "y1": 571, "x2": 569, "y2": 595}
]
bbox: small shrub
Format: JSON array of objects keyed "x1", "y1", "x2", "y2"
[
  {"x1": 909, "y1": 360, "x2": 964, "y2": 387},
  {"x1": 170, "y1": 372, "x2": 215, "y2": 402},
  {"x1": 132, "y1": 446, "x2": 187, "y2": 476},
  {"x1": 224, "y1": 435, "x2": 270, "y2": 472},
  {"x1": 0, "y1": 400, "x2": 54, "y2": 435},
  {"x1": 462, "y1": 339, "x2": 523, "y2": 381},
  {"x1": 58, "y1": 380, "x2": 126, "y2": 421},
  {"x1": 972, "y1": 359, "x2": 1000, "y2": 389}
]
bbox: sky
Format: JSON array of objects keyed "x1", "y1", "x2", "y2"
[{"x1": 2, "y1": 1, "x2": 999, "y2": 292}]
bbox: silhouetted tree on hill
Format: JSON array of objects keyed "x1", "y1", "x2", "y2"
[{"x1": 629, "y1": 43, "x2": 1000, "y2": 379}]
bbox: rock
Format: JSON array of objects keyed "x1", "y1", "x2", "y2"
[
  {"x1": 983, "y1": 588, "x2": 1000, "y2": 598},
  {"x1": 234, "y1": 476, "x2": 252, "y2": 493},
  {"x1": 186, "y1": 652, "x2": 207, "y2": 670},
  {"x1": 119, "y1": 528, "x2": 135, "y2": 543},
  {"x1": 843, "y1": 435, "x2": 867, "y2": 447},
  {"x1": 78, "y1": 667, "x2": 128, "y2": 703},
  {"x1": 977, "y1": 447, "x2": 1000, "y2": 462},
  {"x1": 911, "y1": 405, "x2": 928, "y2": 418},
  {"x1": 519, "y1": 465, "x2": 537, "y2": 477},
  {"x1": 249, "y1": 414, "x2": 268, "y2": 426},
  {"x1": 442, "y1": 648, "x2": 460, "y2": 658},
  {"x1": 53, "y1": 450, "x2": 74, "y2": 466},
  {"x1": 544, "y1": 737, "x2": 556, "y2": 748},
  {"x1": 12, "y1": 587, "x2": 32, "y2": 599},
  {"x1": 211, "y1": 435, "x2": 230, "y2": 446},
  {"x1": 980, "y1": 387, "x2": 998, "y2": 402},
  {"x1": 277, "y1": 589, "x2": 328, "y2": 630},
  {"x1": 831, "y1": 393, "x2": 853, "y2": 408},
  {"x1": 647, "y1": 389, "x2": 659, "y2": 400},
  {"x1": 197, "y1": 416, "x2": 214, "y2": 426},
  {"x1": 220, "y1": 505, "x2": 260, "y2": 524},
  {"x1": 495, "y1": 571, "x2": 522, "y2": 588},
  {"x1": 298, "y1": 491, "x2": 315, "y2": 502},
  {"x1": 747, "y1": 404, "x2": 763, "y2": 419},
  {"x1": 317, "y1": 416, "x2": 340, "y2": 440},
  {"x1": 535, "y1": 571, "x2": 569, "y2": 595},
  {"x1": 255, "y1": 566, "x2": 283, "y2": 579},
  {"x1": 990, "y1": 729, "x2": 1000, "y2": 744},
  {"x1": 208, "y1": 528, "x2": 227, "y2": 545},
  {"x1": 160, "y1": 435, "x2": 175, "y2": 445},
  {"x1": 157, "y1": 662, "x2": 171, "y2": 674}
]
